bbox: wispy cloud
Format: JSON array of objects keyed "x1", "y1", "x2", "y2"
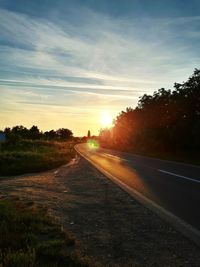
[
  {"x1": 0, "y1": 6, "x2": 200, "y2": 134},
  {"x1": 1, "y1": 8, "x2": 199, "y2": 83}
]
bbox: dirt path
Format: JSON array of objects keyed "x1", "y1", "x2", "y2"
[{"x1": 0, "y1": 155, "x2": 200, "y2": 266}]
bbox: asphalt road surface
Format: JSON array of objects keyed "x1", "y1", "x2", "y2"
[{"x1": 76, "y1": 143, "x2": 200, "y2": 232}]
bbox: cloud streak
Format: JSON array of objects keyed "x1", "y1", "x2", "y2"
[{"x1": 0, "y1": 6, "x2": 200, "y2": 134}]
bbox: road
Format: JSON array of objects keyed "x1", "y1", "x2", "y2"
[
  {"x1": 1, "y1": 152, "x2": 200, "y2": 264},
  {"x1": 76, "y1": 143, "x2": 200, "y2": 233}
]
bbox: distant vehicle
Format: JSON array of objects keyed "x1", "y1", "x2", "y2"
[{"x1": 0, "y1": 132, "x2": 6, "y2": 143}]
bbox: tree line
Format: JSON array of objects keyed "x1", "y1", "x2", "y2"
[
  {"x1": 99, "y1": 69, "x2": 200, "y2": 158},
  {"x1": 1, "y1": 125, "x2": 73, "y2": 141}
]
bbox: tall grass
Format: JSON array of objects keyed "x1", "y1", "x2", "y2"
[
  {"x1": 0, "y1": 198, "x2": 92, "y2": 267},
  {"x1": 0, "y1": 140, "x2": 75, "y2": 176}
]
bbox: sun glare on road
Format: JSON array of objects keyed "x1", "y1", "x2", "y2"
[{"x1": 100, "y1": 112, "x2": 113, "y2": 128}]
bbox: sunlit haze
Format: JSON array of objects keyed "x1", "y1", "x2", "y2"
[
  {"x1": 100, "y1": 112, "x2": 113, "y2": 128},
  {"x1": 0, "y1": 0, "x2": 200, "y2": 135}
]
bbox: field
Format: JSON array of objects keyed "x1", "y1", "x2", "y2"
[{"x1": 0, "y1": 140, "x2": 76, "y2": 176}]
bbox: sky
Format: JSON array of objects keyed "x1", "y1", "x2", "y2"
[{"x1": 0, "y1": 0, "x2": 200, "y2": 136}]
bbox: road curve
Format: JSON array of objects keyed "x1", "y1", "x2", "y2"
[{"x1": 75, "y1": 143, "x2": 200, "y2": 244}]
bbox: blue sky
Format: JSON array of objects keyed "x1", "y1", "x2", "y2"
[{"x1": 0, "y1": 0, "x2": 200, "y2": 135}]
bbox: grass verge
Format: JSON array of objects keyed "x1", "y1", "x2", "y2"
[
  {"x1": 0, "y1": 140, "x2": 75, "y2": 176},
  {"x1": 0, "y1": 197, "x2": 93, "y2": 267}
]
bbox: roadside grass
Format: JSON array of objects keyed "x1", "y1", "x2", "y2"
[
  {"x1": 0, "y1": 198, "x2": 93, "y2": 267},
  {"x1": 0, "y1": 140, "x2": 76, "y2": 176}
]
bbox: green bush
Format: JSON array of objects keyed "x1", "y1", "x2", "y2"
[{"x1": 0, "y1": 140, "x2": 75, "y2": 176}]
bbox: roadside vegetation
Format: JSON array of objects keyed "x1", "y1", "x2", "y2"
[
  {"x1": 100, "y1": 69, "x2": 200, "y2": 164},
  {"x1": 0, "y1": 140, "x2": 75, "y2": 176},
  {"x1": 0, "y1": 126, "x2": 76, "y2": 176},
  {"x1": 0, "y1": 197, "x2": 92, "y2": 267}
]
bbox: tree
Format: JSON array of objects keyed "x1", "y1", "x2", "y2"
[
  {"x1": 29, "y1": 125, "x2": 40, "y2": 139},
  {"x1": 87, "y1": 130, "x2": 91, "y2": 138},
  {"x1": 11, "y1": 125, "x2": 29, "y2": 138},
  {"x1": 44, "y1": 130, "x2": 57, "y2": 140},
  {"x1": 2, "y1": 125, "x2": 74, "y2": 141},
  {"x1": 102, "y1": 68, "x2": 200, "y2": 155},
  {"x1": 4, "y1": 127, "x2": 11, "y2": 138},
  {"x1": 56, "y1": 128, "x2": 73, "y2": 140}
]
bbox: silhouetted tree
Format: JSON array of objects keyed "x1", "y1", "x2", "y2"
[
  {"x1": 100, "y1": 69, "x2": 200, "y2": 156},
  {"x1": 2, "y1": 125, "x2": 73, "y2": 141},
  {"x1": 4, "y1": 127, "x2": 11, "y2": 139},
  {"x1": 99, "y1": 128, "x2": 112, "y2": 147},
  {"x1": 87, "y1": 130, "x2": 91, "y2": 138},
  {"x1": 44, "y1": 130, "x2": 57, "y2": 140},
  {"x1": 11, "y1": 125, "x2": 29, "y2": 139},
  {"x1": 29, "y1": 125, "x2": 40, "y2": 139},
  {"x1": 56, "y1": 128, "x2": 73, "y2": 140}
]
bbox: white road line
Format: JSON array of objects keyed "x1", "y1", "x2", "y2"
[
  {"x1": 75, "y1": 145, "x2": 200, "y2": 246},
  {"x1": 102, "y1": 153, "x2": 129, "y2": 162},
  {"x1": 158, "y1": 169, "x2": 200, "y2": 184}
]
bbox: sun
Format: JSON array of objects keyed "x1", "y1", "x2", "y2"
[{"x1": 100, "y1": 112, "x2": 113, "y2": 127}]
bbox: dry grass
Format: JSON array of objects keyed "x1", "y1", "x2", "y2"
[{"x1": 0, "y1": 197, "x2": 93, "y2": 267}]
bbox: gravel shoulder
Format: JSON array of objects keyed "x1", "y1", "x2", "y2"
[{"x1": 0, "y1": 154, "x2": 200, "y2": 266}]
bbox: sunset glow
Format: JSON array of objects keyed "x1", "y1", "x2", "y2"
[
  {"x1": 100, "y1": 113, "x2": 113, "y2": 128},
  {"x1": 0, "y1": 1, "x2": 199, "y2": 136}
]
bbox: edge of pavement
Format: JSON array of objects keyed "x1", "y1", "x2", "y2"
[{"x1": 74, "y1": 144, "x2": 200, "y2": 247}]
